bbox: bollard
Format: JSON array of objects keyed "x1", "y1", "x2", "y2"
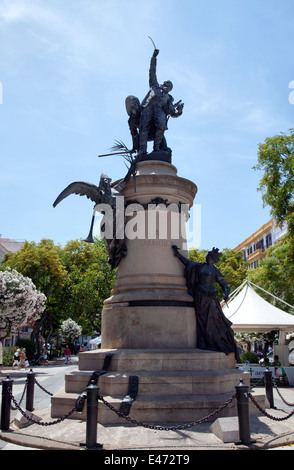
[
  {"x1": 80, "y1": 380, "x2": 103, "y2": 449},
  {"x1": 235, "y1": 379, "x2": 256, "y2": 446},
  {"x1": 264, "y1": 368, "x2": 275, "y2": 409},
  {"x1": 1, "y1": 375, "x2": 13, "y2": 431},
  {"x1": 26, "y1": 369, "x2": 36, "y2": 412}
]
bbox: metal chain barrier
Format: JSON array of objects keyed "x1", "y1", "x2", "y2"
[
  {"x1": 249, "y1": 392, "x2": 294, "y2": 421},
  {"x1": 272, "y1": 380, "x2": 294, "y2": 407},
  {"x1": 3, "y1": 378, "x2": 240, "y2": 450},
  {"x1": 249, "y1": 376, "x2": 265, "y2": 389},
  {"x1": 34, "y1": 377, "x2": 53, "y2": 396},
  {"x1": 3, "y1": 366, "x2": 294, "y2": 446},
  {"x1": 240, "y1": 367, "x2": 294, "y2": 424},
  {"x1": 8, "y1": 388, "x2": 78, "y2": 426},
  {"x1": 10, "y1": 379, "x2": 28, "y2": 411},
  {"x1": 97, "y1": 392, "x2": 237, "y2": 431}
]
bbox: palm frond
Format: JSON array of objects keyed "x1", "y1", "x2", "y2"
[
  {"x1": 110, "y1": 139, "x2": 135, "y2": 164},
  {"x1": 110, "y1": 139, "x2": 130, "y2": 153}
]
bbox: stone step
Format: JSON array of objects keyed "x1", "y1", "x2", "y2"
[
  {"x1": 51, "y1": 349, "x2": 255, "y2": 425},
  {"x1": 78, "y1": 348, "x2": 237, "y2": 372},
  {"x1": 64, "y1": 368, "x2": 244, "y2": 395},
  {"x1": 51, "y1": 388, "x2": 265, "y2": 425},
  {"x1": 99, "y1": 393, "x2": 239, "y2": 424}
]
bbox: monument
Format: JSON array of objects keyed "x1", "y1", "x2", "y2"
[{"x1": 51, "y1": 41, "x2": 247, "y2": 424}]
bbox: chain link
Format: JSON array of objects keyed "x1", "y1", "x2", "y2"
[
  {"x1": 248, "y1": 374, "x2": 294, "y2": 421},
  {"x1": 8, "y1": 388, "x2": 78, "y2": 426},
  {"x1": 272, "y1": 379, "x2": 294, "y2": 407},
  {"x1": 97, "y1": 393, "x2": 237, "y2": 431},
  {"x1": 34, "y1": 378, "x2": 53, "y2": 396},
  {"x1": 10, "y1": 379, "x2": 28, "y2": 411},
  {"x1": 249, "y1": 392, "x2": 294, "y2": 421}
]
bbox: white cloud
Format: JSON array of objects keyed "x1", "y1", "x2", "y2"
[
  {"x1": 0, "y1": 0, "x2": 163, "y2": 87},
  {"x1": 0, "y1": 1, "x2": 26, "y2": 21}
]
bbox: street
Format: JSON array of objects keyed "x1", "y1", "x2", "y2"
[{"x1": 0, "y1": 355, "x2": 79, "y2": 450}]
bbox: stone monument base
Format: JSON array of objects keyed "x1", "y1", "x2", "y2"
[
  {"x1": 51, "y1": 349, "x2": 264, "y2": 425},
  {"x1": 50, "y1": 160, "x2": 266, "y2": 426},
  {"x1": 101, "y1": 304, "x2": 196, "y2": 349}
]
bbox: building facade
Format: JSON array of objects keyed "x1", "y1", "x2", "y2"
[
  {"x1": 234, "y1": 218, "x2": 288, "y2": 269},
  {"x1": 0, "y1": 234, "x2": 25, "y2": 262}
]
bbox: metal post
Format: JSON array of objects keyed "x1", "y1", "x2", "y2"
[
  {"x1": 26, "y1": 369, "x2": 36, "y2": 412},
  {"x1": 264, "y1": 368, "x2": 275, "y2": 409},
  {"x1": 81, "y1": 380, "x2": 103, "y2": 449},
  {"x1": 235, "y1": 379, "x2": 256, "y2": 446},
  {"x1": 1, "y1": 375, "x2": 13, "y2": 431}
]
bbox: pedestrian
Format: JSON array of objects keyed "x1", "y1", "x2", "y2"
[
  {"x1": 273, "y1": 355, "x2": 281, "y2": 367},
  {"x1": 43, "y1": 346, "x2": 49, "y2": 365},
  {"x1": 64, "y1": 345, "x2": 71, "y2": 364},
  {"x1": 12, "y1": 348, "x2": 20, "y2": 369},
  {"x1": 18, "y1": 348, "x2": 27, "y2": 370},
  {"x1": 262, "y1": 357, "x2": 271, "y2": 367},
  {"x1": 272, "y1": 354, "x2": 288, "y2": 384},
  {"x1": 273, "y1": 354, "x2": 283, "y2": 377}
]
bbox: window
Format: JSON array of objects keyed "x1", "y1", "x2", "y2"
[{"x1": 265, "y1": 233, "x2": 272, "y2": 249}]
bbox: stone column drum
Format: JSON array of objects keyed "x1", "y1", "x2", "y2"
[{"x1": 101, "y1": 160, "x2": 198, "y2": 349}]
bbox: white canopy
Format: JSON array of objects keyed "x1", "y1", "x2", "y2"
[
  {"x1": 223, "y1": 280, "x2": 294, "y2": 333},
  {"x1": 89, "y1": 336, "x2": 101, "y2": 349}
]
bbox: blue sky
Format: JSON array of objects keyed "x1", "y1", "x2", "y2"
[{"x1": 0, "y1": 0, "x2": 293, "y2": 251}]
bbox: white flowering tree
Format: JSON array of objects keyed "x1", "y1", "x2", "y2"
[
  {"x1": 60, "y1": 318, "x2": 82, "y2": 346},
  {"x1": 0, "y1": 268, "x2": 46, "y2": 339}
]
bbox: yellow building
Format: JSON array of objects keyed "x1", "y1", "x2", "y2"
[{"x1": 234, "y1": 218, "x2": 288, "y2": 269}]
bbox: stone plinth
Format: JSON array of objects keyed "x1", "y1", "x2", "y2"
[
  {"x1": 101, "y1": 161, "x2": 198, "y2": 349},
  {"x1": 51, "y1": 349, "x2": 265, "y2": 424},
  {"x1": 50, "y1": 159, "x2": 265, "y2": 426}
]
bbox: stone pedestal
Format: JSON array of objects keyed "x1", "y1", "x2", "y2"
[
  {"x1": 102, "y1": 160, "x2": 197, "y2": 349},
  {"x1": 51, "y1": 349, "x2": 266, "y2": 424},
  {"x1": 51, "y1": 159, "x2": 262, "y2": 426}
]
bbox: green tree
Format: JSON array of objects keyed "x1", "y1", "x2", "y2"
[
  {"x1": 60, "y1": 318, "x2": 82, "y2": 348},
  {"x1": 1, "y1": 238, "x2": 117, "y2": 338},
  {"x1": 60, "y1": 238, "x2": 117, "y2": 334},
  {"x1": 248, "y1": 234, "x2": 294, "y2": 312},
  {"x1": 254, "y1": 129, "x2": 294, "y2": 236},
  {"x1": 217, "y1": 249, "x2": 248, "y2": 294},
  {"x1": 188, "y1": 248, "x2": 207, "y2": 263},
  {"x1": 1, "y1": 238, "x2": 117, "y2": 339},
  {"x1": 1, "y1": 239, "x2": 69, "y2": 344},
  {"x1": 0, "y1": 268, "x2": 46, "y2": 339},
  {"x1": 253, "y1": 129, "x2": 294, "y2": 314}
]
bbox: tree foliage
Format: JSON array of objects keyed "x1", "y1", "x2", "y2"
[
  {"x1": 1, "y1": 238, "x2": 116, "y2": 339},
  {"x1": 0, "y1": 268, "x2": 46, "y2": 338},
  {"x1": 60, "y1": 238, "x2": 117, "y2": 334},
  {"x1": 248, "y1": 234, "x2": 294, "y2": 312},
  {"x1": 254, "y1": 129, "x2": 294, "y2": 236},
  {"x1": 0, "y1": 238, "x2": 252, "y2": 342},
  {"x1": 60, "y1": 318, "x2": 82, "y2": 346},
  {"x1": 1, "y1": 239, "x2": 69, "y2": 342}
]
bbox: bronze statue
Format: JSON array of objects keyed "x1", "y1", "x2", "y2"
[
  {"x1": 53, "y1": 170, "x2": 134, "y2": 269},
  {"x1": 139, "y1": 48, "x2": 183, "y2": 156},
  {"x1": 99, "y1": 41, "x2": 184, "y2": 164},
  {"x1": 123, "y1": 45, "x2": 184, "y2": 161},
  {"x1": 172, "y1": 245, "x2": 240, "y2": 361}
]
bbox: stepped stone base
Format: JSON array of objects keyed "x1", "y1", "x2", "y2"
[{"x1": 51, "y1": 349, "x2": 265, "y2": 424}]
